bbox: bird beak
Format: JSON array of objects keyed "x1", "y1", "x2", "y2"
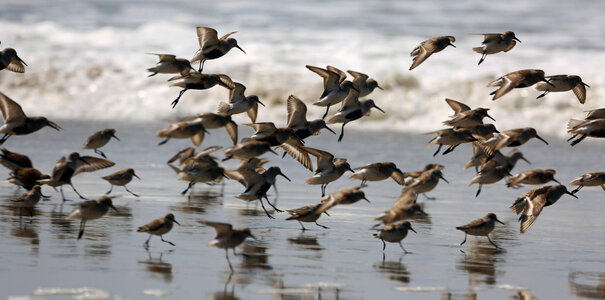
[
  {"x1": 236, "y1": 45, "x2": 246, "y2": 54},
  {"x1": 438, "y1": 173, "x2": 449, "y2": 183},
  {"x1": 111, "y1": 134, "x2": 120, "y2": 141},
  {"x1": 249, "y1": 233, "x2": 258, "y2": 240},
  {"x1": 279, "y1": 172, "x2": 291, "y2": 182},
  {"x1": 47, "y1": 121, "x2": 62, "y2": 131},
  {"x1": 582, "y1": 82, "x2": 590, "y2": 88},
  {"x1": 324, "y1": 125, "x2": 336, "y2": 135},
  {"x1": 496, "y1": 218, "x2": 504, "y2": 225},
  {"x1": 409, "y1": 227, "x2": 417, "y2": 234},
  {"x1": 543, "y1": 79, "x2": 555, "y2": 88},
  {"x1": 552, "y1": 178, "x2": 560, "y2": 184},
  {"x1": 536, "y1": 135, "x2": 549, "y2": 145},
  {"x1": 347, "y1": 166, "x2": 355, "y2": 173},
  {"x1": 17, "y1": 55, "x2": 28, "y2": 66},
  {"x1": 376, "y1": 85, "x2": 384, "y2": 90},
  {"x1": 566, "y1": 191, "x2": 579, "y2": 199},
  {"x1": 268, "y1": 148, "x2": 278, "y2": 156},
  {"x1": 514, "y1": 37, "x2": 522, "y2": 43},
  {"x1": 256, "y1": 98, "x2": 265, "y2": 107},
  {"x1": 449, "y1": 42, "x2": 456, "y2": 48},
  {"x1": 486, "y1": 114, "x2": 496, "y2": 122},
  {"x1": 521, "y1": 156, "x2": 531, "y2": 164},
  {"x1": 173, "y1": 219, "x2": 181, "y2": 226},
  {"x1": 373, "y1": 104, "x2": 385, "y2": 114},
  {"x1": 110, "y1": 204, "x2": 119, "y2": 213},
  {"x1": 133, "y1": 173, "x2": 141, "y2": 180},
  {"x1": 362, "y1": 196, "x2": 370, "y2": 203}
]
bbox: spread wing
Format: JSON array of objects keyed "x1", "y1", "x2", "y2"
[
  {"x1": 327, "y1": 65, "x2": 347, "y2": 83},
  {"x1": 196, "y1": 27, "x2": 220, "y2": 50},
  {"x1": 219, "y1": 31, "x2": 237, "y2": 41},
  {"x1": 445, "y1": 98, "x2": 471, "y2": 114},
  {"x1": 286, "y1": 95, "x2": 308, "y2": 129},
  {"x1": 7, "y1": 56, "x2": 26, "y2": 73},
  {"x1": 0, "y1": 92, "x2": 27, "y2": 124},
  {"x1": 490, "y1": 72, "x2": 525, "y2": 100},
  {"x1": 167, "y1": 147, "x2": 196, "y2": 164},
  {"x1": 306, "y1": 65, "x2": 339, "y2": 93},
  {"x1": 340, "y1": 89, "x2": 361, "y2": 112},
  {"x1": 572, "y1": 82, "x2": 587, "y2": 104},
  {"x1": 347, "y1": 70, "x2": 369, "y2": 86},
  {"x1": 278, "y1": 139, "x2": 313, "y2": 171},
  {"x1": 301, "y1": 146, "x2": 334, "y2": 173},
  {"x1": 390, "y1": 169, "x2": 406, "y2": 185},
  {"x1": 225, "y1": 121, "x2": 238, "y2": 145},
  {"x1": 481, "y1": 33, "x2": 502, "y2": 44},
  {"x1": 246, "y1": 122, "x2": 277, "y2": 137},
  {"x1": 507, "y1": 172, "x2": 528, "y2": 187},
  {"x1": 519, "y1": 194, "x2": 547, "y2": 233},
  {"x1": 199, "y1": 220, "x2": 233, "y2": 238},
  {"x1": 227, "y1": 82, "x2": 246, "y2": 103},
  {"x1": 409, "y1": 41, "x2": 436, "y2": 70},
  {"x1": 147, "y1": 53, "x2": 177, "y2": 62},
  {"x1": 74, "y1": 156, "x2": 115, "y2": 176}
]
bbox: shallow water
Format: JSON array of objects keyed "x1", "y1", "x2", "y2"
[{"x1": 1, "y1": 120, "x2": 604, "y2": 299}]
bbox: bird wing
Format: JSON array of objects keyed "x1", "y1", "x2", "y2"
[
  {"x1": 395, "y1": 187, "x2": 417, "y2": 206},
  {"x1": 504, "y1": 40, "x2": 517, "y2": 52},
  {"x1": 491, "y1": 72, "x2": 524, "y2": 100},
  {"x1": 572, "y1": 82, "x2": 587, "y2": 104},
  {"x1": 481, "y1": 33, "x2": 502, "y2": 44},
  {"x1": 196, "y1": 145, "x2": 223, "y2": 157},
  {"x1": 167, "y1": 147, "x2": 196, "y2": 164},
  {"x1": 286, "y1": 95, "x2": 308, "y2": 129},
  {"x1": 199, "y1": 220, "x2": 233, "y2": 238},
  {"x1": 306, "y1": 65, "x2": 339, "y2": 94},
  {"x1": 74, "y1": 156, "x2": 115, "y2": 176},
  {"x1": 7, "y1": 56, "x2": 26, "y2": 73},
  {"x1": 445, "y1": 98, "x2": 471, "y2": 114},
  {"x1": 227, "y1": 82, "x2": 246, "y2": 103},
  {"x1": 0, "y1": 92, "x2": 27, "y2": 124},
  {"x1": 301, "y1": 146, "x2": 334, "y2": 173},
  {"x1": 520, "y1": 194, "x2": 547, "y2": 233},
  {"x1": 196, "y1": 27, "x2": 220, "y2": 50},
  {"x1": 409, "y1": 42, "x2": 434, "y2": 70},
  {"x1": 247, "y1": 101, "x2": 259, "y2": 123},
  {"x1": 225, "y1": 121, "x2": 238, "y2": 145},
  {"x1": 340, "y1": 89, "x2": 361, "y2": 112},
  {"x1": 507, "y1": 172, "x2": 528, "y2": 187},
  {"x1": 147, "y1": 53, "x2": 177, "y2": 62},
  {"x1": 219, "y1": 31, "x2": 238, "y2": 41},
  {"x1": 585, "y1": 108, "x2": 605, "y2": 120},
  {"x1": 390, "y1": 169, "x2": 407, "y2": 185},
  {"x1": 224, "y1": 170, "x2": 246, "y2": 186},
  {"x1": 279, "y1": 138, "x2": 313, "y2": 171},
  {"x1": 457, "y1": 217, "x2": 487, "y2": 231},
  {"x1": 286, "y1": 204, "x2": 316, "y2": 218},
  {"x1": 327, "y1": 65, "x2": 347, "y2": 84},
  {"x1": 354, "y1": 162, "x2": 381, "y2": 171},
  {"x1": 245, "y1": 122, "x2": 277, "y2": 136},
  {"x1": 239, "y1": 169, "x2": 264, "y2": 191},
  {"x1": 138, "y1": 218, "x2": 164, "y2": 232},
  {"x1": 347, "y1": 70, "x2": 369, "y2": 87}
]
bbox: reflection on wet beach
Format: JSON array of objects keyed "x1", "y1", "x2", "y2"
[
  {"x1": 457, "y1": 243, "x2": 506, "y2": 286},
  {"x1": 569, "y1": 272, "x2": 605, "y2": 299}
]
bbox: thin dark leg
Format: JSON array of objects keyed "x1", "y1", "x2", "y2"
[
  {"x1": 60, "y1": 186, "x2": 71, "y2": 202},
  {"x1": 475, "y1": 184, "x2": 482, "y2": 197},
  {"x1": 487, "y1": 235, "x2": 500, "y2": 249},
  {"x1": 232, "y1": 248, "x2": 237, "y2": 256},
  {"x1": 298, "y1": 220, "x2": 306, "y2": 231},
  {"x1": 181, "y1": 181, "x2": 195, "y2": 195},
  {"x1": 94, "y1": 149, "x2": 107, "y2": 158},
  {"x1": 273, "y1": 183, "x2": 279, "y2": 202},
  {"x1": 70, "y1": 183, "x2": 87, "y2": 200},
  {"x1": 105, "y1": 184, "x2": 113, "y2": 195},
  {"x1": 322, "y1": 105, "x2": 330, "y2": 120},
  {"x1": 433, "y1": 144, "x2": 442, "y2": 157},
  {"x1": 337, "y1": 123, "x2": 346, "y2": 142},
  {"x1": 144, "y1": 234, "x2": 152, "y2": 247},
  {"x1": 315, "y1": 221, "x2": 329, "y2": 229},
  {"x1": 570, "y1": 135, "x2": 586, "y2": 146},
  {"x1": 225, "y1": 248, "x2": 233, "y2": 272},
  {"x1": 171, "y1": 89, "x2": 188, "y2": 108},
  {"x1": 460, "y1": 233, "x2": 467, "y2": 246},
  {"x1": 321, "y1": 184, "x2": 326, "y2": 197},
  {"x1": 158, "y1": 137, "x2": 170, "y2": 145},
  {"x1": 78, "y1": 220, "x2": 86, "y2": 240},
  {"x1": 442, "y1": 144, "x2": 458, "y2": 155},
  {"x1": 160, "y1": 235, "x2": 176, "y2": 246},
  {"x1": 0, "y1": 134, "x2": 10, "y2": 145},
  {"x1": 399, "y1": 242, "x2": 411, "y2": 254},
  {"x1": 198, "y1": 60, "x2": 205, "y2": 73},
  {"x1": 572, "y1": 185, "x2": 583, "y2": 194},
  {"x1": 381, "y1": 239, "x2": 386, "y2": 251},
  {"x1": 567, "y1": 134, "x2": 578, "y2": 142},
  {"x1": 536, "y1": 90, "x2": 549, "y2": 99},
  {"x1": 124, "y1": 186, "x2": 139, "y2": 197},
  {"x1": 478, "y1": 52, "x2": 487, "y2": 65},
  {"x1": 258, "y1": 199, "x2": 275, "y2": 219},
  {"x1": 265, "y1": 194, "x2": 283, "y2": 212},
  {"x1": 422, "y1": 193, "x2": 436, "y2": 200}
]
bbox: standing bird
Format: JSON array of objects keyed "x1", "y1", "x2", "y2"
[
  {"x1": 409, "y1": 36, "x2": 456, "y2": 70},
  {"x1": 285, "y1": 95, "x2": 335, "y2": 140},
  {"x1": 487, "y1": 69, "x2": 553, "y2": 100},
  {"x1": 179, "y1": 113, "x2": 238, "y2": 145},
  {"x1": 102, "y1": 168, "x2": 140, "y2": 197},
  {"x1": 302, "y1": 146, "x2": 354, "y2": 196},
  {"x1": 472, "y1": 31, "x2": 521, "y2": 65},
  {"x1": 0, "y1": 92, "x2": 62, "y2": 145},
  {"x1": 10, "y1": 185, "x2": 46, "y2": 217},
  {"x1": 350, "y1": 162, "x2": 405, "y2": 185},
  {"x1": 38, "y1": 152, "x2": 115, "y2": 201},
  {"x1": 456, "y1": 213, "x2": 503, "y2": 248},
  {"x1": 217, "y1": 82, "x2": 265, "y2": 123},
  {"x1": 567, "y1": 118, "x2": 605, "y2": 146},
  {"x1": 146, "y1": 53, "x2": 193, "y2": 77},
  {"x1": 157, "y1": 120, "x2": 208, "y2": 146},
  {"x1": 373, "y1": 221, "x2": 417, "y2": 253},
  {"x1": 5, "y1": 167, "x2": 49, "y2": 190},
  {"x1": 199, "y1": 221, "x2": 256, "y2": 272},
  {"x1": 510, "y1": 185, "x2": 577, "y2": 233},
  {"x1": 82, "y1": 129, "x2": 119, "y2": 158},
  {"x1": 535, "y1": 75, "x2": 589, "y2": 103},
  {"x1": 0, "y1": 42, "x2": 27, "y2": 73},
  {"x1": 569, "y1": 172, "x2": 605, "y2": 194},
  {"x1": 442, "y1": 98, "x2": 495, "y2": 128},
  {"x1": 306, "y1": 65, "x2": 358, "y2": 119},
  {"x1": 234, "y1": 166, "x2": 291, "y2": 218},
  {"x1": 480, "y1": 127, "x2": 548, "y2": 157},
  {"x1": 326, "y1": 89, "x2": 385, "y2": 142},
  {"x1": 286, "y1": 202, "x2": 330, "y2": 231},
  {"x1": 168, "y1": 72, "x2": 233, "y2": 108},
  {"x1": 0, "y1": 147, "x2": 32, "y2": 171},
  {"x1": 347, "y1": 70, "x2": 383, "y2": 97},
  {"x1": 506, "y1": 169, "x2": 559, "y2": 188},
  {"x1": 191, "y1": 27, "x2": 245, "y2": 72},
  {"x1": 67, "y1": 196, "x2": 118, "y2": 240},
  {"x1": 137, "y1": 213, "x2": 180, "y2": 247}
]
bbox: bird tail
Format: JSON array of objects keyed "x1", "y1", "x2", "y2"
[
  {"x1": 217, "y1": 102, "x2": 230, "y2": 114},
  {"x1": 472, "y1": 46, "x2": 484, "y2": 54},
  {"x1": 567, "y1": 119, "x2": 584, "y2": 132}
]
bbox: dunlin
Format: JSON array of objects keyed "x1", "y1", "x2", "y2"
[
  {"x1": 347, "y1": 70, "x2": 383, "y2": 97},
  {"x1": 480, "y1": 127, "x2": 547, "y2": 157},
  {"x1": 373, "y1": 221, "x2": 417, "y2": 253},
  {"x1": 199, "y1": 220, "x2": 256, "y2": 272},
  {"x1": 409, "y1": 36, "x2": 456, "y2": 70},
  {"x1": 157, "y1": 120, "x2": 208, "y2": 146},
  {"x1": 10, "y1": 185, "x2": 46, "y2": 217},
  {"x1": 0, "y1": 42, "x2": 27, "y2": 73},
  {"x1": 246, "y1": 122, "x2": 312, "y2": 171},
  {"x1": 235, "y1": 166, "x2": 290, "y2": 218},
  {"x1": 569, "y1": 172, "x2": 605, "y2": 194},
  {"x1": 443, "y1": 98, "x2": 495, "y2": 128},
  {"x1": 326, "y1": 89, "x2": 385, "y2": 142},
  {"x1": 222, "y1": 140, "x2": 277, "y2": 161},
  {"x1": 426, "y1": 128, "x2": 477, "y2": 156},
  {"x1": 374, "y1": 188, "x2": 427, "y2": 226},
  {"x1": 506, "y1": 169, "x2": 559, "y2": 188},
  {"x1": 0, "y1": 92, "x2": 62, "y2": 145},
  {"x1": 478, "y1": 148, "x2": 529, "y2": 175},
  {"x1": 67, "y1": 195, "x2": 118, "y2": 239},
  {"x1": 146, "y1": 53, "x2": 193, "y2": 77},
  {"x1": 301, "y1": 146, "x2": 354, "y2": 196},
  {"x1": 306, "y1": 65, "x2": 358, "y2": 119},
  {"x1": 472, "y1": 31, "x2": 520, "y2": 65},
  {"x1": 102, "y1": 168, "x2": 140, "y2": 197},
  {"x1": 469, "y1": 166, "x2": 511, "y2": 197},
  {"x1": 137, "y1": 213, "x2": 180, "y2": 247},
  {"x1": 536, "y1": 75, "x2": 589, "y2": 103},
  {"x1": 217, "y1": 81, "x2": 265, "y2": 123},
  {"x1": 82, "y1": 129, "x2": 119, "y2": 158},
  {"x1": 38, "y1": 152, "x2": 115, "y2": 201},
  {"x1": 286, "y1": 95, "x2": 335, "y2": 140},
  {"x1": 179, "y1": 113, "x2": 238, "y2": 145},
  {"x1": 406, "y1": 169, "x2": 449, "y2": 199},
  {"x1": 224, "y1": 157, "x2": 270, "y2": 186},
  {"x1": 168, "y1": 71, "x2": 233, "y2": 108},
  {"x1": 567, "y1": 118, "x2": 605, "y2": 146},
  {"x1": 350, "y1": 162, "x2": 405, "y2": 185},
  {"x1": 466, "y1": 124, "x2": 500, "y2": 140},
  {"x1": 286, "y1": 203, "x2": 330, "y2": 231},
  {"x1": 191, "y1": 27, "x2": 245, "y2": 72},
  {"x1": 176, "y1": 162, "x2": 227, "y2": 196},
  {"x1": 5, "y1": 167, "x2": 49, "y2": 190},
  {"x1": 0, "y1": 147, "x2": 32, "y2": 171},
  {"x1": 510, "y1": 185, "x2": 577, "y2": 233},
  {"x1": 167, "y1": 147, "x2": 197, "y2": 165},
  {"x1": 402, "y1": 163, "x2": 444, "y2": 182},
  {"x1": 318, "y1": 185, "x2": 369, "y2": 212},
  {"x1": 456, "y1": 213, "x2": 503, "y2": 248},
  {"x1": 488, "y1": 69, "x2": 553, "y2": 100}
]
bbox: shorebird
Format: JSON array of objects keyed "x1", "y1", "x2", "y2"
[
  {"x1": 510, "y1": 185, "x2": 577, "y2": 233},
  {"x1": 10, "y1": 185, "x2": 47, "y2": 217},
  {"x1": 306, "y1": 65, "x2": 358, "y2": 119},
  {"x1": 178, "y1": 113, "x2": 238, "y2": 145},
  {"x1": 479, "y1": 127, "x2": 548, "y2": 157},
  {"x1": 406, "y1": 169, "x2": 449, "y2": 199},
  {"x1": 217, "y1": 81, "x2": 265, "y2": 123},
  {"x1": 234, "y1": 166, "x2": 290, "y2": 218},
  {"x1": 0, "y1": 42, "x2": 27, "y2": 73},
  {"x1": 0, "y1": 92, "x2": 62, "y2": 145},
  {"x1": 472, "y1": 31, "x2": 521, "y2": 65},
  {"x1": 137, "y1": 213, "x2": 180, "y2": 247},
  {"x1": 0, "y1": 147, "x2": 32, "y2": 171},
  {"x1": 402, "y1": 163, "x2": 445, "y2": 182},
  {"x1": 199, "y1": 220, "x2": 256, "y2": 272},
  {"x1": 167, "y1": 147, "x2": 197, "y2": 165},
  {"x1": 469, "y1": 166, "x2": 511, "y2": 197},
  {"x1": 426, "y1": 127, "x2": 477, "y2": 156},
  {"x1": 442, "y1": 98, "x2": 495, "y2": 128},
  {"x1": 302, "y1": 146, "x2": 354, "y2": 196},
  {"x1": 157, "y1": 120, "x2": 208, "y2": 146},
  {"x1": 347, "y1": 69, "x2": 383, "y2": 97},
  {"x1": 317, "y1": 185, "x2": 369, "y2": 212},
  {"x1": 245, "y1": 122, "x2": 312, "y2": 171},
  {"x1": 5, "y1": 167, "x2": 49, "y2": 190},
  {"x1": 585, "y1": 108, "x2": 605, "y2": 120},
  {"x1": 373, "y1": 221, "x2": 417, "y2": 253},
  {"x1": 567, "y1": 118, "x2": 605, "y2": 146},
  {"x1": 102, "y1": 168, "x2": 140, "y2": 197},
  {"x1": 168, "y1": 71, "x2": 233, "y2": 108},
  {"x1": 535, "y1": 75, "x2": 589, "y2": 103},
  {"x1": 191, "y1": 27, "x2": 245, "y2": 72},
  {"x1": 409, "y1": 36, "x2": 456, "y2": 70},
  {"x1": 224, "y1": 157, "x2": 270, "y2": 186},
  {"x1": 146, "y1": 53, "x2": 193, "y2": 77},
  {"x1": 67, "y1": 196, "x2": 118, "y2": 240},
  {"x1": 38, "y1": 152, "x2": 115, "y2": 201},
  {"x1": 222, "y1": 140, "x2": 277, "y2": 161},
  {"x1": 82, "y1": 129, "x2": 119, "y2": 158},
  {"x1": 326, "y1": 89, "x2": 385, "y2": 142},
  {"x1": 286, "y1": 202, "x2": 330, "y2": 231},
  {"x1": 479, "y1": 148, "x2": 530, "y2": 173},
  {"x1": 506, "y1": 169, "x2": 559, "y2": 188},
  {"x1": 350, "y1": 162, "x2": 405, "y2": 185},
  {"x1": 285, "y1": 95, "x2": 335, "y2": 140},
  {"x1": 175, "y1": 161, "x2": 227, "y2": 196},
  {"x1": 456, "y1": 213, "x2": 503, "y2": 248},
  {"x1": 569, "y1": 172, "x2": 605, "y2": 194},
  {"x1": 487, "y1": 69, "x2": 553, "y2": 100},
  {"x1": 374, "y1": 188, "x2": 427, "y2": 226}
]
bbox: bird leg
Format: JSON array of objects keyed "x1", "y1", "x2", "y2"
[
  {"x1": 399, "y1": 242, "x2": 411, "y2": 254},
  {"x1": 171, "y1": 89, "x2": 188, "y2": 108},
  {"x1": 124, "y1": 186, "x2": 140, "y2": 197},
  {"x1": 198, "y1": 60, "x2": 205, "y2": 73},
  {"x1": 105, "y1": 184, "x2": 113, "y2": 195},
  {"x1": 181, "y1": 181, "x2": 195, "y2": 195},
  {"x1": 570, "y1": 135, "x2": 586, "y2": 146},
  {"x1": 536, "y1": 90, "x2": 549, "y2": 99},
  {"x1": 264, "y1": 194, "x2": 283, "y2": 212},
  {"x1": 298, "y1": 220, "x2": 306, "y2": 231},
  {"x1": 571, "y1": 185, "x2": 583, "y2": 194},
  {"x1": 475, "y1": 184, "x2": 482, "y2": 197},
  {"x1": 433, "y1": 144, "x2": 442, "y2": 157},
  {"x1": 321, "y1": 184, "x2": 326, "y2": 197},
  {"x1": 0, "y1": 134, "x2": 11, "y2": 145},
  {"x1": 381, "y1": 239, "x2": 386, "y2": 251},
  {"x1": 442, "y1": 145, "x2": 458, "y2": 155},
  {"x1": 70, "y1": 183, "x2": 88, "y2": 200},
  {"x1": 322, "y1": 105, "x2": 330, "y2": 120},
  {"x1": 422, "y1": 193, "x2": 436, "y2": 200},
  {"x1": 478, "y1": 52, "x2": 487, "y2": 65},
  {"x1": 160, "y1": 235, "x2": 176, "y2": 246},
  {"x1": 144, "y1": 234, "x2": 152, "y2": 247},
  {"x1": 225, "y1": 248, "x2": 233, "y2": 272},
  {"x1": 158, "y1": 137, "x2": 171, "y2": 145},
  {"x1": 337, "y1": 123, "x2": 346, "y2": 142},
  {"x1": 258, "y1": 199, "x2": 275, "y2": 219},
  {"x1": 60, "y1": 186, "x2": 71, "y2": 202},
  {"x1": 78, "y1": 220, "x2": 86, "y2": 240},
  {"x1": 94, "y1": 149, "x2": 107, "y2": 158},
  {"x1": 487, "y1": 235, "x2": 500, "y2": 249},
  {"x1": 315, "y1": 221, "x2": 329, "y2": 229},
  {"x1": 460, "y1": 233, "x2": 467, "y2": 246}
]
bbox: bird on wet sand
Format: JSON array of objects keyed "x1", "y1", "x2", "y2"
[
  {"x1": 67, "y1": 196, "x2": 119, "y2": 240},
  {"x1": 286, "y1": 202, "x2": 330, "y2": 231},
  {"x1": 373, "y1": 221, "x2": 417, "y2": 253},
  {"x1": 0, "y1": 147, "x2": 32, "y2": 171},
  {"x1": 234, "y1": 166, "x2": 291, "y2": 218},
  {"x1": 137, "y1": 213, "x2": 180, "y2": 247},
  {"x1": 10, "y1": 185, "x2": 47, "y2": 218},
  {"x1": 102, "y1": 168, "x2": 140, "y2": 197},
  {"x1": 0, "y1": 92, "x2": 62, "y2": 145},
  {"x1": 199, "y1": 220, "x2": 256, "y2": 272},
  {"x1": 6, "y1": 167, "x2": 49, "y2": 190},
  {"x1": 456, "y1": 213, "x2": 503, "y2": 249},
  {"x1": 82, "y1": 128, "x2": 119, "y2": 158}
]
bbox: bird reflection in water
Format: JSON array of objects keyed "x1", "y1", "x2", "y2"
[
  {"x1": 569, "y1": 271, "x2": 605, "y2": 299},
  {"x1": 440, "y1": 291, "x2": 477, "y2": 300},
  {"x1": 139, "y1": 249, "x2": 173, "y2": 283},
  {"x1": 456, "y1": 242, "x2": 506, "y2": 286},
  {"x1": 373, "y1": 254, "x2": 410, "y2": 284},
  {"x1": 176, "y1": 190, "x2": 223, "y2": 215},
  {"x1": 241, "y1": 242, "x2": 271, "y2": 270},
  {"x1": 288, "y1": 234, "x2": 323, "y2": 251},
  {"x1": 11, "y1": 222, "x2": 40, "y2": 256}
]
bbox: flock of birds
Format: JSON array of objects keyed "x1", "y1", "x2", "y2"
[{"x1": 1, "y1": 27, "x2": 605, "y2": 273}]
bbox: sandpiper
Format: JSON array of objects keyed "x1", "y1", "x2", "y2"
[
  {"x1": 480, "y1": 127, "x2": 548, "y2": 157},
  {"x1": 199, "y1": 220, "x2": 256, "y2": 272},
  {"x1": 426, "y1": 127, "x2": 477, "y2": 156},
  {"x1": 37, "y1": 152, "x2": 115, "y2": 201},
  {"x1": 536, "y1": 75, "x2": 589, "y2": 103},
  {"x1": 569, "y1": 172, "x2": 605, "y2": 194},
  {"x1": 480, "y1": 148, "x2": 530, "y2": 173},
  {"x1": 472, "y1": 31, "x2": 520, "y2": 65},
  {"x1": 82, "y1": 129, "x2": 119, "y2": 158},
  {"x1": 175, "y1": 162, "x2": 227, "y2": 196},
  {"x1": 510, "y1": 185, "x2": 577, "y2": 233},
  {"x1": 347, "y1": 69, "x2": 383, "y2": 97},
  {"x1": 0, "y1": 92, "x2": 62, "y2": 145},
  {"x1": 102, "y1": 168, "x2": 140, "y2": 197},
  {"x1": 443, "y1": 98, "x2": 495, "y2": 128},
  {"x1": 0, "y1": 147, "x2": 32, "y2": 171},
  {"x1": 286, "y1": 95, "x2": 335, "y2": 140},
  {"x1": 350, "y1": 162, "x2": 405, "y2": 185},
  {"x1": 326, "y1": 89, "x2": 385, "y2": 142},
  {"x1": 167, "y1": 147, "x2": 197, "y2": 165},
  {"x1": 217, "y1": 81, "x2": 265, "y2": 123},
  {"x1": 245, "y1": 122, "x2": 312, "y2": 171},
  {"x1": 146, "y1": 53, "x2": 193, "y2": 77},
  {"x1": 374, "y1": 188, "x2": 427, "y2": 226},
  {"x1": 567, "y1": 118, "x2": 605, "y2": 146},
  {"x1": 10, "y1": 185, "x2": 46, "y2": 217},
  {"x1": 5, "y1": 167, "x2": 49, "y2": 190},
  {"x1": 469, "y1": 166, "x2": 511, "y2": 197},
  {"x1": 286, "y1": 203, "x2": 330, "y2": 231},
  {"x1": 157, "y1": 120, "x2": 208, "y2": 146},
  {"x1": 234, "y1": 166, "x2": 290, "y2": 218},
  {"x1": 402, "y1": 163, "x2": 444, "y2": 182},
  {"x1": 224, "y1": 157, "x2": 270, "y2": 186},
  {"x1": 406, "y1": 169, "x2": 449, "y2": 199},
  {"x1": 318, "y1": 185, "x2": 369, "y2": 212},
  {"x1": 191, "y1": 27, "x2": 245, "y2": 72},
  {"x1": 302, "y1": 146, "x2": 354, "y2": 196},
  {"x1": 0, "y1": 42, "x2": 27, "y2": 73},
  {"x1": 168, "y1": 72, "x2": 233, "y2": 108},
  {"x1": 488, "y1": 69, "x2": 553, "y2": 100},
  {"x1": 306, "y1": 65, "x2": 358, "y2": 119},
  {"x1": 373, "y1": 221, "x2": 417, "y2": 253},
  {"x1": 137, "y1": 213, "x2": 180, "y2": 247},
  {"x1": 179, "y1": 113, "x2": 238, "y2": 145},
  {"x1": 506, "y1": 169, "x2": 559, "y2": 188},
  {"x1": 409, "y1": 36, "x2": 456, "y2": 70},
  {"x1": 222, "y1": 140, "x2": 277, "y2": 161},
  {"x1": 67, "y1": 196, "x2": 118, "y2": 239},
  {"x1": 456, "y1": 213, "x2": 503, "y2": 248}
]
